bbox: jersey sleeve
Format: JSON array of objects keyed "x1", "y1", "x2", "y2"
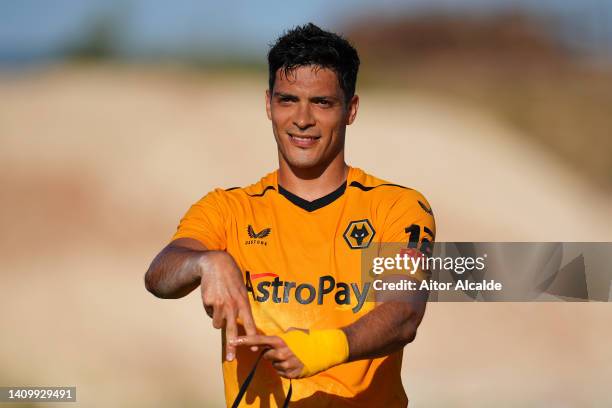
[
  {"x1": 378, "y1": 190, "x2": 436, "y2": 281},
  {"x1": 380, "y1": 190, "x2": 436, "y2": 249},
  {"x1": 171, "y1": 189, "x2": 229, "y2": 250}
]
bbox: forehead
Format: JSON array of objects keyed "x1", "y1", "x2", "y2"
[{"x1": 273, "y1": 65, "x2": 342, "y2": 96}]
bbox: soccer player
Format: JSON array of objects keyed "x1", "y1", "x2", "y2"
[{"x1": 145, "y1": 23, "x2": 435, "y2": 407}]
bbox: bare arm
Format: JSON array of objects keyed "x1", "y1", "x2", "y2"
[
  {"x1": 145, "y1": 237, "x2": 258, "y2": 360},
  {"x1": 342, "y1": 276, "x2": 428, "y2": 361},
  {"x1": 144, "y1": 238, "x2": 207, "y2": 299},
  {"x1": 342, "y1": 299, "x2": 426, "y2": 361}
]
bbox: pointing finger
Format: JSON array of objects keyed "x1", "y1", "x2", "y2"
[
  {"x1": 237, "y1": 300, "x2": 258, "y2": 351},
  {"x1": 225, "y1": 307, "x2": 237, "y2": 361},
  {"x1": 230, "y1": 334, "x2": 283, "y2": 349}
]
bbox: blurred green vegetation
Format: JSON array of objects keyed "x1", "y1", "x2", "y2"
[{"x1": 61, "y1": 12, "x2": 123, "y2": 61}]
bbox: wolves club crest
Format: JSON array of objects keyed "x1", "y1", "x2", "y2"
[{"x1": 343, "y1": 219, "x2": 375, "y2": 249}]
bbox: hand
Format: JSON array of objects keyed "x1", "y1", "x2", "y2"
[
  {"x1": 230, "y1": 333, "x2": 305, "y2": 379},
  {"x1": 198, "y1": 251, "x2": 258, "y2": 361}
]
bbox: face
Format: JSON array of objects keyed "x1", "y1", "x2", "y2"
[{"x1": 266, "y1": 65, "x2": 359, "y2": 172}]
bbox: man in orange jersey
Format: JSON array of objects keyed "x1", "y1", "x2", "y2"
[{"x1": 145, "y1": 23, "x2": 435, "y2": 407}]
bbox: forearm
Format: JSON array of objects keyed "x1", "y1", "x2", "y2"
[
  {"x1": 341, "y1": 300, "x2": 425, "y2": 361},
  {"x1": 250, "y1": 299, "x2": 426, "y2": 379},
  {"x1": 145, "y1": 245, "x2": 206, "y2": 299}
]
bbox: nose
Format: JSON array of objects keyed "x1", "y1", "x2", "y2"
[{"x1": 293, "y1": 103, "x2": 315, "y2": 130}]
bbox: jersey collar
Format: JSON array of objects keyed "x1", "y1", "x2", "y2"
[
  {"x1": 278, "y1": 182, "x2": 346, "y2": 212},
  {"x1": 276, "y1": 166, "x2": 353, "y2": 212}
]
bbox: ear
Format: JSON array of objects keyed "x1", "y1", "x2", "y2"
[
  {"x1": 265, "y1": 89, "x2": 272, "y2": 120},
  {"x1": 346, "y1": 94, "x2": 359, "y2": 125}
]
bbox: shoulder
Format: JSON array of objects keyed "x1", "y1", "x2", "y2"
[
  {"x1": 238, "y1": 170, "x2": 277, "y2": 198},
  {"x1": 195, "y1": 170, "x2": 277, "y2": 208},
  {"x1": 348, "y1": 167, "x2": 433, "y2": 216}
]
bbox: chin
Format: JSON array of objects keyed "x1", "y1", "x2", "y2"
[
  {"x1": 287, "y1": 158, "x2": 321, "y2": 170},
  {"x1": 283, "y1": 152, "x2": 325, "y2": 170}
]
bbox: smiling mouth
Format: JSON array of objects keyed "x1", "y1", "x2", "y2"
[{"x1": 288, "y1": 133, "x2": 320, "y2": 144}]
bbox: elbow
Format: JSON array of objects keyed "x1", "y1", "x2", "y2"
[
  {"x1": 399, "y1": 304, "x2": 423, "y2": 346},
  {"x1": 144, "y1": 271, "x2": 159, "y2": 297},
  {"x1": 399, "y1": 323, "x2": 418, "y2": 346},
  {"x1": 144, "y1": 269, "x2": 185, "y2": 299},
  {"x1": 144, "y1": 269, "x2": 168, "y2": 298},
  {"x1": 403, "y1": 328, "x2": 417, "y2": 345}
]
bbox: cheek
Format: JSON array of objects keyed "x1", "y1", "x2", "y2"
[
  {"x1": 321, "y1": 123, "x2": 342, "y2": 143},
  {"x1": 318, "y1": 111, "x2": 345, "y2": 135},
  {"x1": 271, "y1": 109, "x2": 291, "y2": 130}
]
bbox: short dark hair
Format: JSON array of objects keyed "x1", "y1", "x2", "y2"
[{"x1": 267, "y1": 23, "x2": 360, "y2": 103}]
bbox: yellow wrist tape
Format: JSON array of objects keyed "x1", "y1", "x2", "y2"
[{"x1": 279, "y1": 329, "x2": 349, "y2": 378}]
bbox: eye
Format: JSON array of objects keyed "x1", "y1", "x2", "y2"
[{"x1": 277, "y1": 95, "x2": 296, "y2": 104}]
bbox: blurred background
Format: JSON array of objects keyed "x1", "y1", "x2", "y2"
[{"x1": 1, "y1": 0, "x2": 611, "y2": 406}]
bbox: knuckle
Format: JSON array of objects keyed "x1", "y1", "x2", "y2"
[
  {"x1": 234, "y1": 296, "x2": 247, "y2": 308},
  {"x1": 226, "y1": 299, "x2": 237, "y2": 311}
]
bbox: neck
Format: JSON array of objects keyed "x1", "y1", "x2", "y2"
[{"x1": 277, "y1": 153, "x2": 348, "y2": 201}]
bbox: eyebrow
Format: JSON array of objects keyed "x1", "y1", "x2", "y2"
[
  {"x1": 273, "y1": 92, "x2": 339, "y2": 102},
  {"x1": 273, "y1": 92, "x2": 298, "y2": 99}
]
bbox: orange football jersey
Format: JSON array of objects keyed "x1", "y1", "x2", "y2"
[{"x1": 172, "y1": 166, "x2": 435, "y2": 407}]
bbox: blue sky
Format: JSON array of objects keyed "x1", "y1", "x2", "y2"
[{"x1": 1, "y1": 0, "x2": 611, "y2": 62}]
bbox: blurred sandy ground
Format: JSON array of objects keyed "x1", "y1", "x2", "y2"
[{"x1": 1, "y1": 64, "x2": 612, "y2": 407}]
